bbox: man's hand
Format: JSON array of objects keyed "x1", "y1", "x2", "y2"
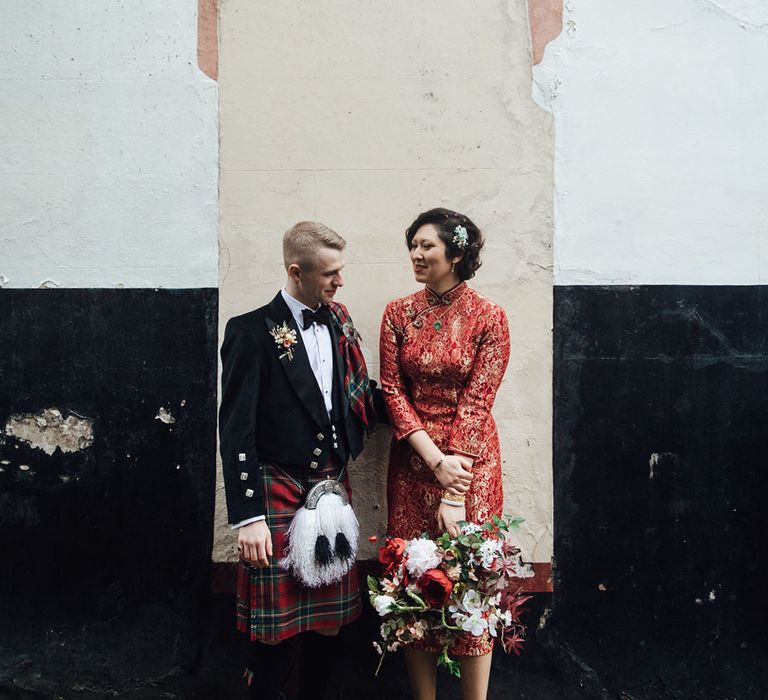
[
  {"x1": 433, "y1": 455, "x2": 472, "y2": 493},
  {"x1": 437, "y1": 502, "x2": 466, "y2": 538},
  {"x1": 239, "y1": 520, "x2": 273, "y2": 568}
]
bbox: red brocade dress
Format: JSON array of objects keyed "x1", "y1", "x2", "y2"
[{"x1": 379, "y1": 282, "x2": 511, "y2": 656}]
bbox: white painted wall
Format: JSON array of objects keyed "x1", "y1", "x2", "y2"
[
  {"x1": 0, "y1": 1, "x2": 218, "y2": 288},
  {"x1": 535, "y1": 0, "x2": 768, "y2": 285}
]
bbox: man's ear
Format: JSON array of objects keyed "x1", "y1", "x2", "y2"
[{"x1": 287, "y1": 263, "x2": 302, "y2": 282}]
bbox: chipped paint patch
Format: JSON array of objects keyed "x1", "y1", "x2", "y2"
[
  {"x1": 197, "y1": 0, "x2": 219, "y2": 80},
  {"x1": 4, "y1": 408, "x2": 94, "y2": 455},
  {"x1": 155, "y1": 407, "x2": 176, "y2": 425},
  {"x1": 527, "y1": 0, "x2": 563, "y2": 65},
  {"x1": 649, "y1": 452, "x2": 659, "y2": 479}
]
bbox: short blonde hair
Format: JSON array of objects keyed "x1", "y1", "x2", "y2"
[{"x1": 283, "y1": 221, "x2": 346, "y2": 270}]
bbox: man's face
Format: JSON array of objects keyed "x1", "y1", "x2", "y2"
[{"x1": 295, "y1": 247, "x2": 345, "y2": 308}]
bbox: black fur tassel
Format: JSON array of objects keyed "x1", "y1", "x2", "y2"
[
  {"x1": 334, "y1": 532, "x2": 353, "y2": 561},
  {"x1": 314, "y1": 535, "x2": 333, "y2": 567}
]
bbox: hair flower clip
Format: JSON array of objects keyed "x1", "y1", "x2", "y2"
[{"x1": 452, "y1": 225, "x2": 469, "y2": 249}]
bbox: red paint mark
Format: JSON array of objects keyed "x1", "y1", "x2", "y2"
[
  {"x1": 197, "y1": 0, "x2": 218, "y2": 81},
  {"x1": 528, "y1": 0, "x2": 563, "y2": 65}
]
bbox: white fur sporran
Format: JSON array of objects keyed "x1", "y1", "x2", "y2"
[{"x1": 279, "y1": 480, "x2": 359, "y2": 588}]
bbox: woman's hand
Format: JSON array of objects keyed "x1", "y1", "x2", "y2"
[
  {"x1": 433, "y1": 454, "x2": 472, "y2": 493},
  {"x1": 438, "y1": 502, "x2": 466, "y2": 538}
]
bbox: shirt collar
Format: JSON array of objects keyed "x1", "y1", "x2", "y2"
[{"x1": 281, "y1": 288, "x2": 316, "y2": 328}]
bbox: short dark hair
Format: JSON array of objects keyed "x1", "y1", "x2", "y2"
[{"x1": 405, "y1": 208, "x2": 484, "y2": 280}]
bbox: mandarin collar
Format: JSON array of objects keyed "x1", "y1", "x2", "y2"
[{"x1": 425, "y1": 281, "x2": 467, "y2": 306}]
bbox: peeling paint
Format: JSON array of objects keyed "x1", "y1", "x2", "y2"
[
  {"x1": 527, "y1": 0, "x2": 563, "y2": 65},
  {"x1": 700, "y1": 0, "x2": 768, "y2": 30},
  {"x1": 5, "y1": 408, "x2": 94, "y2": 456},
  {"x1": 0, "y1": 274, "x2": 9, "y2": 288},
  {"x1": 38, "y1": 279, "x2": 61, "y2": 289},
  {"x1": 155, "y1": 407, "x2": 176, "y2": 425},
  {"x1": 197, "y1": 0, "x2": 219, "y2": 80}
]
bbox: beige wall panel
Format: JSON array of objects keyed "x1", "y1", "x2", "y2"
[{"x1": 216, "y1": 0, "x2": 553, "y2": 566}]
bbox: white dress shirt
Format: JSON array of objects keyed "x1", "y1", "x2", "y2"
[{"x1": 233, "y1": 288, "x2": 334, "y2": 529}]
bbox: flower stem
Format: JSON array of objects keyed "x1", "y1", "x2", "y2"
[
  {"x1": 441, "y1": 607, "x2": 461, "y2": 631},
  {"x1": 374, "y1": 649, "x2": 387, "y2": 677}
]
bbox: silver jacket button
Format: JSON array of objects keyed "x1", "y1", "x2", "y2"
[
  {"x1": 313, "y1": 447, "x2": 322, "y2": 456},
  {"x1": 309, "y1": 461, "x2": 319, "y2": 470},
  {"x1": 244, "y1": 488, "x2": 254, "y2": 498},
  {"x1": 240, "y1": 472, "x2": 248, "y2": 480}
]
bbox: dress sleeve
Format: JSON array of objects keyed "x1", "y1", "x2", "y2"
[
  {"x1": 379, "y1": 302, "x2": 425, "y2": 440},
  {"x1": 449, "y1": 304, "x2": 511, "y2": 458}
]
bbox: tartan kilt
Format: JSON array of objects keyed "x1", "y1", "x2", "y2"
[{"x1": 236, "y1": 463, "x2": 362, "y2": 642}]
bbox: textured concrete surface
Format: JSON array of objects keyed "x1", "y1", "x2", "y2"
[{"x1": 216, "y1": 0, "x2": 554, "y2": 572}]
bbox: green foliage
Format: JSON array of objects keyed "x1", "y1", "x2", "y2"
[{"x1": 438, "y1": 646, "x2": 462, "y2": 678}]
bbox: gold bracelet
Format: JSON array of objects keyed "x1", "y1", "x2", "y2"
[
  {"x1": 430, "y1": 456, "x2": 445, "y2": 471},
  {"x1": 441, "y1": 490, "x2": 466, "y2": 503}
]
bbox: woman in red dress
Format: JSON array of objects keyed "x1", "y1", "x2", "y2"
[{"x1": 379, "y1": 208, "x2": 511, "y2": 700}]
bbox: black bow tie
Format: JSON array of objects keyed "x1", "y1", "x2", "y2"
[{"x1": 302, "y1": 306, "x2": 331, "y2": 330}]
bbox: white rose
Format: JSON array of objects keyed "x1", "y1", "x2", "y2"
[{"x1": 373, "y1": 595, "x2": 396, "y2": 616}]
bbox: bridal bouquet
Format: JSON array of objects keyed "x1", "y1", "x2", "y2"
[{"x1": 368, "y1": 515, "x2": 533, "y2": 677}]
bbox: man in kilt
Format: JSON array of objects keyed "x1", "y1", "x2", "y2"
[{"x1": 219, "y1": 221, "x2": 376, "y2": 700}]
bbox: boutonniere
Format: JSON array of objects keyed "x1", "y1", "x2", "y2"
[
  {"x1": 342, "y1": 320, "x2": 361, "y2": 345},
  {"x1": 270, "y1": 321, "x2": 298, "y2": 361}
]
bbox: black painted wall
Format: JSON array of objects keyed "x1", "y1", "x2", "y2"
[
  {"x1": 5, "y1": 284, "x2": 767, "y2": 698},
  {"x1": 552, "y1": 286, "x2": 768, "y2": 698},
  {"x1": 0, "y1": 289, "x2": 218, "y2": 697}
]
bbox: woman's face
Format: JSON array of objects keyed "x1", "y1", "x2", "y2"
[{"x1": 409, "y1": 224, "x2": 459, "y2": 288}]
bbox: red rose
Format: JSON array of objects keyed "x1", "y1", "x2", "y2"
[
  {"x1": 417, "y1": 568, "x2": 453, "y2": 608},
  {"x1": 378, "y1": 537, "x2": 406, "y2": 573}
]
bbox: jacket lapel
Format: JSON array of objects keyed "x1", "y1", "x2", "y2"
[{"x1": 264, "y1": 293, "x2": 328, "y2": 428}]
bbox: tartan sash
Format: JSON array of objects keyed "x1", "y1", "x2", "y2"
[{"x1": 328, "y1": 302, "x2": 376, "y2": 428}]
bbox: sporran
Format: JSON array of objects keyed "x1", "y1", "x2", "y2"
[{"x1": 279, "y1": 479, "x2": 359, "y2": 588}]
